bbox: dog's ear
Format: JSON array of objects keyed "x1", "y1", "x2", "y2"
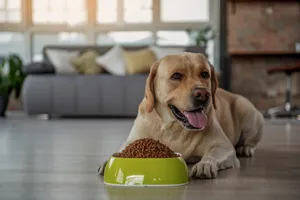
[
  {"x1": 210, "y1": 64, "x2": 219, "y2": 109},
  {"x1": 145, "y1": 61, "x2": 159, "y2": 113}
]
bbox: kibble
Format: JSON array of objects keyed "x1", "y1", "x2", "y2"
[{"x1": 113, "y1": 138, "x2": 179, "y2": 158}]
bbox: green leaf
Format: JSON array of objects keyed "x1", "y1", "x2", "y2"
[
  {"x1": 185, "y1": 28, "x2": 192, "y2": 34},
  {"x1": 0, "y1": 54, "x2": 26, "y2": 99}
]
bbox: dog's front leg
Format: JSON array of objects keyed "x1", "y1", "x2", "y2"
[
  {"x1": 190, "y1": 123, "x2": 240, "y2": 179},
  {"x1": 190, "y1": 145, "x2": 239, "y2": 179}
]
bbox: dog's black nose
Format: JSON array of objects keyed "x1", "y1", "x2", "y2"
[{"x1": 192, "y1": 88, "x2": 210, "y2": 107}]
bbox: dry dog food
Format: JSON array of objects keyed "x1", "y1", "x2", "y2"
[{"x1": 113, "y1": 138, "x2": 179, "y2": 158}]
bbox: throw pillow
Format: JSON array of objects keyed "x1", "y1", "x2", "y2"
[
  {"x1": 95, "y1": 45, "x2": 126, "y2": 76},
  {"x1": 23, "y1": 62, "x2": 55, "y2": 75},
  {"x1": 71, "y1": 50, "x2": 103, "y2": 75},
  {"x1": 123, "y1": 48, "x2": 156, "y2": 75},
  {"x1": 150, "y1": 46, "x2": 185, "y2": 60},
  {"x1": 46, "y1": 49, "x2": 79, "y2": 74}
]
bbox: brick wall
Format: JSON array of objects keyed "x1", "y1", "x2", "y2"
[
  {"x1": 227, "y1": 1, "x2": 300, "y2": 111},
  {"x1": 228, "y1": 1, "x2": 300, "y2": 52},
  {"x1": 231, "y1": 56, "x2": 300, "y2": 111}
]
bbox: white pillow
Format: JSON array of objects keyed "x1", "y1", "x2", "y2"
[
  {"x1": 95, "y1": 45, "x2": 126, "y2": 76},
  {"x1": 150, "y1": 46, "x2": 185, "y2": 60},
  {"x1": 46, "y1": 49, "x2": 79, "y2": 74}
]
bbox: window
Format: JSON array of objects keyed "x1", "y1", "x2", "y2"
[
  {"x1": 124, "y1": 0, "x2": 152, "y2": 23},
  {"x1": 0, "y1": 0, "x2": 21, "y2": 23},
  {"x1": 0, "y1": 32, "x2": 25, "y2": 60},
  {"x1": 32, "y1": 33, "x2": 87, "y2": 61},
  {"x1": 32, "y1": 0, "x2": 87, "y2": 25},
  {"x1": 97, "y1": 0, "x2": 152, "y2": 24},
  {"x1": 157, "y1": 31, "x2": 194, "y2": 46},
  {"x1": 160, "y1": 0, "x2": 209, "y2": 22},
  {"x1": 0, "y1": 1, "x2": 215, "y2": 65},
  {"x1": 97, "y1": 0, "x2": 117, "y2": 24},
  {"x1": 97, "y1": 31, "x2": 154, "y2": 45},
  {"x1": 157, "y1": 30, "x2": 214, "y2": 65}
]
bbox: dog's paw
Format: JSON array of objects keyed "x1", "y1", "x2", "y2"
[
  {"x1": 236, "y1": 146, "x2": 255, "y2": 157},
  {"x1": 190, "y1": 160, "x2": 218, "y2": 179},
  {"x1": 97, "y1": 160, "x2": 107, "y2": 176}
]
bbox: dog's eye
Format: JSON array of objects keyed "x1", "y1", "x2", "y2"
[
  {"x1": 201, "y1": 72, "x2": 210, "y2": 79},
  {"x1": 170, "y1": 72, "x2": 183, "y2": 81}
]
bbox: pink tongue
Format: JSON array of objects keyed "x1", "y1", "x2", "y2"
[{"x1": 183, "y1": 111, "x2": 207, "y2": 129}]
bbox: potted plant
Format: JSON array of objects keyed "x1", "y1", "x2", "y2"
[
  {"x1": 0, "y1": 54, "x2": 26, "y2": 117},
  {"x1": 186, "y1": 25, "x2": 216, "y2": 47}
]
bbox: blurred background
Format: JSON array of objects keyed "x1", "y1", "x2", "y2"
[
  {"x1": 0, "y1": 1, "x2": 300, "y2": 200},
  {"x1": 0, "y1": 0, "x2": 299, "y2": 119}
]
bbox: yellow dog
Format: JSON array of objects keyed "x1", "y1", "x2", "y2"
[{"x1": 99, "y1": 52, "x2": 264, "y2": 179}]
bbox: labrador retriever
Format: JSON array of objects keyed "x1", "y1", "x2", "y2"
[{"x1": 99, "y1": 52, "x2": 264, "y2": 179}]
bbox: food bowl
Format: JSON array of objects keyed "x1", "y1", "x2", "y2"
[{"x1": 103, "y1": 154, "x2": 189, "y2": 187}]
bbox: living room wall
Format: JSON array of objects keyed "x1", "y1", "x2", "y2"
[{"x1": 227, "y1": 0, "x2": 300, "y2": 111}]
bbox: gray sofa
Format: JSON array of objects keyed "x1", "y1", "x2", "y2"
[{"x1": 22, "y1": 45, "x2": 205, "y2": 117}]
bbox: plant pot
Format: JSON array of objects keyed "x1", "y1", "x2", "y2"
[{"x1": 0, "y1": 93, "x2": 9, "y2": 117}]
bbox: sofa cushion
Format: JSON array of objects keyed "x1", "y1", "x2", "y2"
[
  {"x1": 71, "y1": 50, "x2": 103, "y2": 75},
  {"x1": 123, "y1": 48, "x2": 156, "y2": 75},
  {"x1": 95, "y1": 45, "x2": 126, "y2": 76},
  {"x1": 46, "y1": 49, "x2": 79, "y2": 74}
]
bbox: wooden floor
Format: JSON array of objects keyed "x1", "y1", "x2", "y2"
[{"x1": 0, "y1": 113, "x2": 300, "y2": 200}]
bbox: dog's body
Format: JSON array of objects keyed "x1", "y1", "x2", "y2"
[{"x1": 99, "y1": 53, "x2": 264, "y2": 179}]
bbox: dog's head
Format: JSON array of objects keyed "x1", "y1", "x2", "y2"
[{"x1": 144, "y1": 52, "x2": 218, "y2": 131}]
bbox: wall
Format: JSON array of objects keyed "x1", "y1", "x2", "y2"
[
  {"x1": 227, "y1": 0, "x2": 300, "y2": 111},
  {"x1": 231, "y1": 56, "x2": 300, "y2": 111}
]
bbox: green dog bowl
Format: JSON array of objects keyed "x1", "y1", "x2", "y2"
[{"x1": 103, "y1": 154, "x2": 189, "y2": 187}]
